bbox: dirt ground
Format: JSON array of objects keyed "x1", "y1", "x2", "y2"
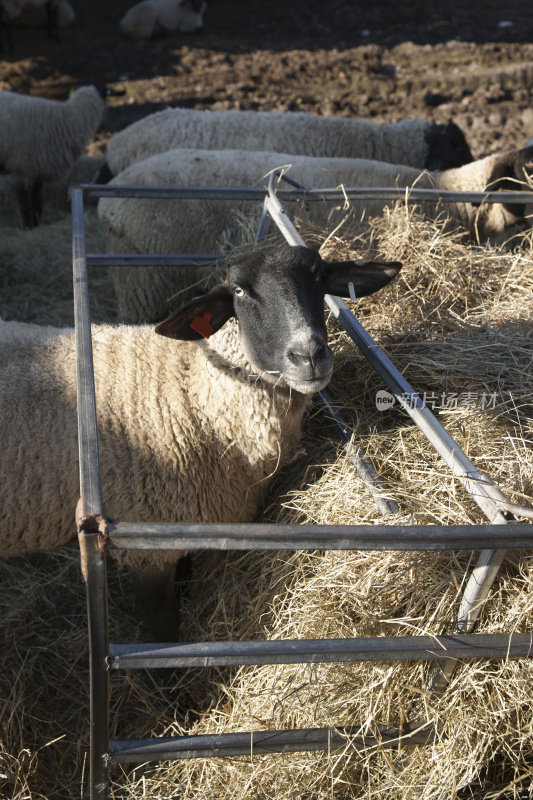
[{"x1": 1, "y1": 0, "x2": 532, "y2": 162}]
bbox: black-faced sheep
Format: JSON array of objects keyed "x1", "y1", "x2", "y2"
[
  {"x1": 0, "y1": 244, "x2": 401, "y2": 639},
  {"x1": 119, "y1": 0, "x2": 206, "y2": 39},
  {"x1": 0, "y1": 86, "x2": 106, "y2": 228},
  {"x1": 97, "y1": 145, "x2": 533, "y2": 323},
  {"x1": 101, "y1": 107, "x2": 473, "y2": 175}
]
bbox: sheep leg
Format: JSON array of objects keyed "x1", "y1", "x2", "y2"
[
  {"x1": 45, "y1": 1, "x2": 60, "y2": 41},
  {"x1": 14, "y1": 182, "x2": 40, "y2": 229},
  {"x1": 0, "y1": 13, "x2": 14, "y2": 54},
  {"x1": 31, "y1": 181, "x2": 43, "y2": 225},
  {"x1": 128, "y1": 561, "x2": 181, "y2": 642}
]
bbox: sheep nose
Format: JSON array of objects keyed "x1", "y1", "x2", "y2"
[{"x1": 287, "y1": 340, "x2": 328, "y2": 367}]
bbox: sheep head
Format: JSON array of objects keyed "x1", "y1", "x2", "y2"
[
  {"x1": 470, "y1": 145, "x2": 533, "y2": 243},
  {"x1": 155, "y1": 245, "x2": 401, "y2": 395}
]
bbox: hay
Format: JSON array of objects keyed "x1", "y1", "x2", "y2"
[
  {"x1": 0, "y1": 203, "x2": 532, "y2": 799},
  {"x1": 0, "y1": 207, "x2": 117, "y2": 326}
]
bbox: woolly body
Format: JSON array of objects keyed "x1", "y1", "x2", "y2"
[
  {"x1": 0, "y1": 86, "x2": 105, "y2": 187},
  {"x1": 103, "y1": 107, "x2": 472, "y2": 175},
  {"x1": 0, "y1": 317, "x2": 306, "y2": 573},
  {"x1": 98, "y1": 145, "x2": 532, "y2": 322},
  {"x1": 119, "y1": 0, "x2": 205, "y2": 39}
]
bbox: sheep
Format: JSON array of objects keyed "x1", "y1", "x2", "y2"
[
  {"x1": 101, "y1": 107, "x2": 473, "y2": 177},
  {"x1": 0, "y1": 0, "x2": 71, "y2": 48},
  {"x1": 119, "y1": 0, "x2": 206, "y2": 40},
  {"x1": 15, "y1": 0, "x2": 75, "y2": 33},
  {"x1": 0, "y1": 86, "x2": 106, "y2": 228},
  {"x1": 97, "y1": 145, "x2": 533, "y2": 323},
  {"x1": 0, "y1": 0, "x2": 25, "y2": 50},
  {"x1": 0, "y1": 244, "x2": 401, "y2": 639}
]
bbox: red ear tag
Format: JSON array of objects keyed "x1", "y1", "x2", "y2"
[{"x1": 190, "y1": 310, "x2": 214, "y2": 339}]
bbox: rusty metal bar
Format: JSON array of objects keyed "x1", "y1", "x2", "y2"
[{"x1": 72, "y1": 185, "x2": 110, "y2": 800}]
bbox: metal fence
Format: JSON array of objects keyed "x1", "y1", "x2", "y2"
[{"x1": 72, "y1": 179, "x2": 533, "y2": 799}]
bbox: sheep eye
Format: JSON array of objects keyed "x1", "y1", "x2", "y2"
[{"x1": 233, "y1": 285, "x2": 245, "y2": 297}]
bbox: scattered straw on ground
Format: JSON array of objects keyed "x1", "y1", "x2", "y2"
[{"x1": 0, "y1": 202, "x2": 532, "y2": 799}]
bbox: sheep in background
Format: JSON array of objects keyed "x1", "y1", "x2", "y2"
[
  {"x1": 0, "y1": 0, "x2": 25, "y2": 50},
  {"x1": 0, "y1": 86, "x2": 106, "y2": 228},
  {"x1": 98, "y1": 145, "x2": 533, "y2": 323},
  {"x1": 0, "y1": 0, "x2": 71, "y2": 48},
  {"x1": 119, "y1": 0, "x2": 206, "y2": 40},
  {"x1": 101, "y1": 107, "x2": 473, "y2": 176},
  {"x1": 15, "y1": 0, "x2": 75, "y2": 33},
  {"x1": 0, "y1": 245, "x2": 400, "y2": 638}
]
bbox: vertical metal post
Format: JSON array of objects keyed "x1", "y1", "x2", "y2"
[{"x1": 72, "y1": 186, "x2": 110, "y2": 799}]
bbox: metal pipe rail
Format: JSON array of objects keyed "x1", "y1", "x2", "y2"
[
  {"x1": 110, "y1": 722, "x2": 434, "y2": 762},
  {"x1": 87, "y1": 253, "x2": 221, "y2": 267},
  {"x1": 82, "y1": 182, "x2": 533, "y2": 205},
  {"x1": 108, "y1": 521, "x2": 532, "y2": 552},
  {"x1": 72, "y1": 180, "x2": 532, "y2": 799},
  {"x1": 109, "y1": 633, "x2": 533, "y2": 670}
]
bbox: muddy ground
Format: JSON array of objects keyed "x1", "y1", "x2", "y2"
[{"x1": 1, "y1": 0, "x2": 532, "y2": 162}]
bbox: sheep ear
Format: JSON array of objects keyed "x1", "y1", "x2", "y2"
[
  {"x1": 323, "y1": 259, "x2": 402, "y2": 298},
  {"x1": 155, "y1": 285, "x2": 234, "y2": 341}
]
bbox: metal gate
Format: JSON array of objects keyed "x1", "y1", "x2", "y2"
[{"x1": 71, "y1": 178, "x2": 533, "y2": 799}]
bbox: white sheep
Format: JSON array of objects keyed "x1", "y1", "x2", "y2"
[
  {"x1": 102, "y1": 107, "x2": 473, "y2": 176},
  {"x1": 0, "y1": 85, "x2": 105, "y2": 227},
  {"x1": 0, "y1": 244, "x2": 400, "y2": 638},
  {"x1": 97, "y1": 145, "x2": 533, "y2": 323},
  {"x1": 119, "y1": 0, "x2": 206, "y2": 40}
]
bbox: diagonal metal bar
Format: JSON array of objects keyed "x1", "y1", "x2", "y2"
[
  {"x1": 262, "y1": 182, "x2": 529, "y2": 694},
  {"x1": 318, "y1": 388, "x2": 399, "y2": 516}
]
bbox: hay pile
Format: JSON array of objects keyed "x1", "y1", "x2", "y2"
[
  {"x1": 0, "y1": 207, "x2": 116, "y2": 326},
  {"x1": 0, "y1": 202, "x2": 532, "y2": 799}
]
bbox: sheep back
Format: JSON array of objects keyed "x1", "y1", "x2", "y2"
[
  {"x1": 98, "y1": 147, "x2": 423, "y2": 321},
  {"x1": 104, "y1": 107, "x2": 471, "y2": 176}
]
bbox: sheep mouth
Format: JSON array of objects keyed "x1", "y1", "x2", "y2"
[{"x1": 282, "y1": 371, "x2": 333, "y2": 395}]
